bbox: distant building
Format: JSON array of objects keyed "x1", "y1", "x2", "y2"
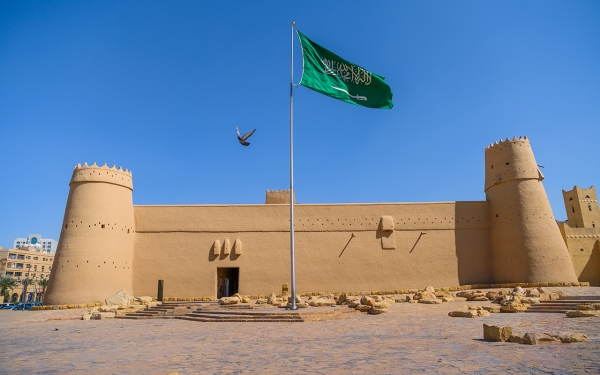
[
  {"x1": 13, "y1": 234, "x2": 57, "y2": 254},
  {"x1": 558, "y1": 186, "x2": 600, "y2": 286},
  {"x1": 0, "y1": 246, "x2": 55, "y2": 302}
]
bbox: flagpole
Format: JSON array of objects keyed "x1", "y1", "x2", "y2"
[{"x1": 289, "y1": 21, "x2": 298, "y2": 310}]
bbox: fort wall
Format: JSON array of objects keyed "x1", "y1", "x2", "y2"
[
  {"x1": 132, "y1": 202, "x2": 492, "y2": 297},
  {"x1": 44, "y1": 137, "x2": 582, "y2": 304}
]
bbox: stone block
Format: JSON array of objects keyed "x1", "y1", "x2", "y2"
[
  {"x1": 418, "y1": 298, "x2": 442, "y2": 304},
  {"x1": 105, "y1": 289, "x2": 131, "y2": 306},
  {"x1": 558, "y1": 333, "x2": 588, "y2": 343},
  {"x1": 501, "y1": 302, "x2": 528, "y2": 313},
  {"x1": 483, "y1": 324, "x2": 512, "y2": 341},
  {"x1": 566, "y1": 310, "x2": 600, "y2": 318},
  {"x1": 368, "y1": 307, "x2": 388, "y2": 314},
  {"x1": 508, "y1": 334, "x2": 525, "y2": 344},
  {"x1": 523, "y1": 333, "x2": 560, "y2": 345},
  {"x1": 482, "y1": 306, "x2": 501, "y2": 313}
]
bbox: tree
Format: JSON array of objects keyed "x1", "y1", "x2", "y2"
[
  {"x1": 38, "y1": 278, "x2": 49, "y2": 302},
  {"x1": 0, "y1": 277, "x2": 18, "y2": 303}
]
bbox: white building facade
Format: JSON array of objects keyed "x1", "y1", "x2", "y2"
[{"x1": 13, "y1": 234, "x2": 57, "y2": 254}]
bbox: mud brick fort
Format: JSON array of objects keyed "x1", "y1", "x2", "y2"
[{"x1": 44, "y1": 136, "x2": 599, "y2": 305}]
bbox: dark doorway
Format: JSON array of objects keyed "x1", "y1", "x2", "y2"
[{"x1": 217, "y1": 268, "x2": 239, "y2": 298}]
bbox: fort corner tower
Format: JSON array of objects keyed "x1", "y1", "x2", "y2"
[
  {"x1": 485, "y1": 137, "x2": 577, "y2": 284},
  {"x1": 44, "y1": 163, "x2": 135, "y2": 305}
]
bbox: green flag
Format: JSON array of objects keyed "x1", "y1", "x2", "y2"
[{"x1": 297, "y1": 31, "x2": 393, "y2": 109}]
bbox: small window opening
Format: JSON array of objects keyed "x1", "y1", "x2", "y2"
[
  {"x1": 101, "y1": 224, "x2": 105, "y2": 229},
  {"x1": 505, "y1": 162, "x2": 509, "y2": 165},
  {"x1": 588, "y1": 205, "x2": 592, "y2": 211},
  {"x1": 580, "y1": 248, "x2": 585, "y2": 252},
  {"x1": 569, "y1": 197, "x2": 573, "y2": 201},
  {"x1": 572, "y1": 206, "x2": 575, "y2": 213},
  {"x1": 593, "y1": 222, "x2": 596, "y2": 228},
  {"x1": 585, "y1": 195, "x2": 590, "y2": 198}
]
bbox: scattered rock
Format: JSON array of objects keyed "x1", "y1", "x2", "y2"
[
  {"x1": 81, "y1": 313, "x2": 92, "y2": 320},
  {"x1": 308, "y1": 298, "x2": 335, "y2": 307},
  {"x1": 356, "y1": 304, "x2": 371, "y2": 312},
  {"x1": 424, "y1": 286, "x2": 436, "y2": 293},
  {"x1": 448, "y1": 310, "x2": 489, "y2": 318},
  {"x1": 483, "y1": 324, "x2": 512, "y2": 341},
  {"x1": 219, "y1": 297, "x2": 239, "y2": 305},
  {"x1": 287, "y1": 296, "x2": 302, "y2": 303},
  {"x1": 105, "y1": 290, "x2": 131, "y2": 306},
  {"x1": 501, "y1": 302, "x2": 528, "y2": 313},
  {"x1": 255, "y1": 299, "x2": 268, "y2": 304},
  {"x1": 360, "y1": 296, "x2": 376, "y2": 307},
  {"x1": 133, "y1": 296, "x2": 153, "y2": 303},
  {"x1": 512, "y1": 286, "x2": 525, "y2": 295},
  {"x1": 482, "y1": 306, "x2": 501, "y2": 313},
  {"x1": 395, "y1": 295, "x2": 411, "y2": 303},
  {"x1": 91, "y1": 312, "x2": 115, "y2": 320},
  {"x1": 520, "y1": 297, "x2": 540, "y2": 305},
  {"x1": 98, "y1": 305, "x2": 119, "y2": 312},
  {"x1": 523, "y1": 333, "x2": 560, "y2": 345},
  {"x1": 508, "y1": 334, "x2": 525, "y2": 344},
  {"x1": 557, "y1": 333, "x2": 588, "y2": 343},
  {"x1": 441, "y1": 296, "x2": 454, "y2": 302},
  {"x1": 337, "y1": 294, "x2": 347, "y2": 305},
  {"x1": 368, "y1": 307, "x2": 387, "y2": 315},
  {"x1": 413, "y1": 291, "x2": 437, "y2": 300},
  {"x1": 372, "y1": 301, "x2": 390, "y2": 309},
  {"x1": 525, "y1": 289, "x2": 540, "y2": 297},
  {"x1": 575, "y1": 303, "x2": 600, "y2": 311},
  {"x1": 566, "y1": 310, "x2": 600, "y2": 318},
  {"x1": 485, "y1": 291, "x2": 499, "y2": 300},
  {"x1": 241, "y1": 296, "x2": 250, "y2": 303},
  {"x1": 418, "y1": 298, "x2": 442, "y2": 304},
  {"x1": 267, "y1": 293, "x2": 278, "y2": 305}
]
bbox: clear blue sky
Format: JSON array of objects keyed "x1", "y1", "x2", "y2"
[{"x1": 1, "y1": 1, "x2": 599, "y2": 248}]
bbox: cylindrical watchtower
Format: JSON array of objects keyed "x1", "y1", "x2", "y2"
[
  {"x1": 485, "y1": 136, "x2": 577, "y2": 283},
  {"x1": 44, "y1": 163, "x2": 135, "y2": 305}
]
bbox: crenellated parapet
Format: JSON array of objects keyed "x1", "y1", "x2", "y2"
[
  {"x1": 484, "y1": 136, "x2": 543, "y2": 192},
  {"x1": 71, "y1": 162, "x2": 133, "y2": 190}
]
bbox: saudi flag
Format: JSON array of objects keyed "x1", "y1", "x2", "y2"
[{"x1": 297, "y1": 31, "x2": 393, "y2": 109}]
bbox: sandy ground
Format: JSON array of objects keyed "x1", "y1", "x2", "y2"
[{"x1": 0, "y1": 286, "x2": 599, "y2": 375}]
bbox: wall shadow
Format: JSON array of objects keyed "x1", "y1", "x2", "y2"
[
  {"x1": 579, "y1": 241, "x2": 600, "y2": 286},
  {"x1": 454, "y1": 201, "x2": 493, "y2": 285}
]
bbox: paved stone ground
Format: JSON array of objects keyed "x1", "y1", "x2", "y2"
[{"x1": 1, "y1": 287, "x2": 599, "y2": 375}]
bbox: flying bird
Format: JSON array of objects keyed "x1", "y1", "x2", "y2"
[{"x1": 236, "y1": 127, "x2": 256, "y2": 146}]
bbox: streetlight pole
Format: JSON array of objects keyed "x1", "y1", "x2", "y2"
[{"x1": 21, "y1": 264, "x2": 31, "y2": 311}]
